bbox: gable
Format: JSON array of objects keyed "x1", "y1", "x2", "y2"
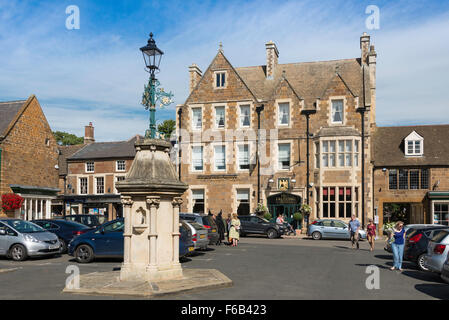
[{"x1": 404, "y1": 131, "x2": 424, "y2": 141}]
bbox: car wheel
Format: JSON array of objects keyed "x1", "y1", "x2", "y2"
[
  {"x1": 10, "y1": 244, "x2": 28, "y2": 261},
  {"x1": 75, "y1": 244, "x2": 94, "y2": 263},
  {"x1": 312, "y1": 231, "x2": 322, "y2": 240},
  {"x1": 417, "y1": 254, "x2": 429, "y2": 271},
  {"x1": 267, "y1": 229, "x2": 278, "y2": 239},
  {"x1": 59, "y1": 238, "x2": 67, "y2": 254}
]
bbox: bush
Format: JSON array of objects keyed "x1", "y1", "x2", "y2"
[
  {"x1": 293, "y1": 212, "x2": 303, "y2": 221},
  {"x1": 263, "y1": 212, "x2": 272, "y2": 221}
]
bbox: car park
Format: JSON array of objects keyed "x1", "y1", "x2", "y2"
[
  {"x1": 424, "y1": 230, "x2": 449, "y2": 274},
  {"x1": 64, "y1": 214, "x2": 108, "y2": 228},
  {"x1": 0, "y1": 219, "x2": 60, "y2": 261},
  {"x1": 32, "y1": 219, "x2": 92, "y2": 253},
  {"x1": 307, "y1": 219, "x2": 367, "y2": 240},
  {"x1": 403, "y1": 226, "x2": 449, "y2": 271},
  {"x1": 180, "y1": 213, "x2": 219, "y2": 245},
  {"x1": 238, "y1": 215, "x2": 285, "y2": 239},
  {"x1": 181, "y1": 219, "x2": 208, "y2": 250}
]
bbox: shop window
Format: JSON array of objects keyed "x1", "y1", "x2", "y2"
[{"x1": 433, "y1": 203, "x2": 449, "y2": 225}]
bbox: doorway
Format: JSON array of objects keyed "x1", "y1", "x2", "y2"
[{"x1": 267, "y1": 192, "x2": 302, "y2": 225}]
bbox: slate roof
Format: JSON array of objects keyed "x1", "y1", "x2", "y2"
[
  {"x1": 58, "y1": 144, "x2": 85, "y2": 175},
  {"x1": 235, "y1": 58, "x2": 368, "y2": 107},
  {"x1": 372, "y1": 125, "x2": 449, "y2": 167},
  {"x1": 0, "y1": 100, "x2": 26, "y2": 136},
  {"x1": 68, "y1": 135, "x2": 143, "y2": 161}
]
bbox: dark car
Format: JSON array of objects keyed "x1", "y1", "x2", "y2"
[
  {"x1": 384, "y1": 224, "x2": 446, "y2": 253},
  {"x1": 32, "y1": 219, "x2": 92, "y2": 253},
  {"x1": 64, "y1": 214, "x2": 108, "y2": 228},
  {"x1": 179, "y1": 221, "x2": 195, "y2": 258},
  {"x1": 180, "y1": 213, "x2": 219, "y2": 245},
  {"x1": 68, "y1": 218, "x2": 194, "y2": 263},
  {"x1": 404, "y1": 226, "x2": 449, "y2": 271},
  {"x1": 238, "y1": 215, "x2": 285, "y2": 239}
]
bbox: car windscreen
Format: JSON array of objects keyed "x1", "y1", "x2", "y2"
[
  {"x1": 3, "y1": 220, "x2": 46, "y2": 233},
  {"x1": 55, "y1": 220, "x2": 91, "y2": 229},
  {"x1": 181, "y1": 215, "x2": 196, "y2": 221},
  {"x1": 431, "y1": 230, "x2": 449, "y2": 243}
]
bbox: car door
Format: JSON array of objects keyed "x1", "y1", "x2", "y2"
[
  {"x1": 0, "y1": 224, "x2": 18, "y2": 255},
  {"x1": 333, "y1": 221, "x2": 349, "y2": 239},
  {"x1": 321, "y1": 220, "x2": 335, "y2": 238},
  {"x1": 97, "y1": 220, "x2": 124, "y2": 256},
  {"x1": 238, "y1": 216, "x2": 250, "y2": 233}
]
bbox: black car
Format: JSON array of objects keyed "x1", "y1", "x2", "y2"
[
  {"x1": 32, "y1": 219, "x2": 92, "y2": 253},
  {"x1": 238, "y1": 215, "x2": 285, "y2": 239},
  {"x1": 404, "y1": 226, "x2": 449, "y2": 271},
  {"x1": 64, "y1": 215, "x2": 108, "y2": 228},
  {"x1": 180, "y1": 213, "x2": 220, "y2": 245}
]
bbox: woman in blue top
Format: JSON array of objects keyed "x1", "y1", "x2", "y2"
[{"x1": 389, "y1": 221, "x2": 406, "y2": 271}]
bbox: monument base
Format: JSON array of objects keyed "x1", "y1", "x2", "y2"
[
  {"x1": 63, "y1": 268, "x2": 233, "y2": 298},
  {"x1": 119, "y1": 262, "x2": 183, "y2": 282}
]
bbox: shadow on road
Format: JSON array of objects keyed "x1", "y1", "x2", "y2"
[
  {"x1": 374, "y1": 254, "x2": 393, "y2": 260},
  {"x1": 355, "y1": 263, "x2": 391, "y2": 270},
  {"x1": 414, "y1": 283, "x2": 449, "y2": 300},
  {"x1": 402, "y1": 270, "x2": 445, "y2": 284}
]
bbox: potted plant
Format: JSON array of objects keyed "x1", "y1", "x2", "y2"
[
  {"x1": 293, "y1": 212, "x2": 303, "y2": 235},
  {"x1": 1, "y1": 193, "x2": 24, "y2": 218},
  {"x1": 255, "y1": 203, "x2": 269, "y2": 217}
]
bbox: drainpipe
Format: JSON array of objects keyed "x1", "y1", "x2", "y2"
[
  {"x1": 177, "y1": 107, "x2": 183, "y2": 181},
  {"x1": 255, "y1": 104, "x2": 265, "y2": 205}
]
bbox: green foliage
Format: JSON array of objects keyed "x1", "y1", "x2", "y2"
[
  {"x1": 263, "y1": 212, "x2": 272, "y2": 221},
  {"x1": 300, "y1": 203, "x2": 312, "y2": 214},
  {"x1": 53, "y1": 131, "x2": 84, "y2": 146},
  {"x1": 293, "y1": 212, "x2": 303, "y2": 221},
  {"x1": 255, "y1": 203, "x2": 269, "y2": 216},
  {"x1": 157, "y1": 119, "x2": 176, "y2": 139}
]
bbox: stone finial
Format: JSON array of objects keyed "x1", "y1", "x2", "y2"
[
  {"x1": 121, "y1": 196, "x2": 133, "y2": 207},
  {"x1": 218, "y1": 42, "x2": 223, "y2": 53}
]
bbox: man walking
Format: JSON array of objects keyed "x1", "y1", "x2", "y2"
[{"x1": 348, "y1": 214, "x2": 361, "y2": 249}]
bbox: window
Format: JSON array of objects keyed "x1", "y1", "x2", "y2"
[
  {"x1": 192, "y1": 189, "x2": 205, "y2": 214},
  {"x1": 410, "y1": 170, "x2": 419, "y2": 190},
  {"x1": 215, "y1": 106, "x2": 225, "y2": 128},
  {"x1": 214, "y1": 145, "x2": 226, "y2": 171},
  {"x1": 320, "y1": 139, "x2": 358, "y2": 168},
  {"x1": 399, "y1": 169, "x2": 408, "y2": 189},
  {"x1": 86, "y1": 162, "x2": 94, "y2": 173},
  {"x1": 278, "y1": 143, "x2": 291, "y2": 170},
  {"x1": 404, "y1": 131, "x2": 424, "y2": 156},
  {"x1": 321, "y1": 186, "x2": 358, "y2": 219},
  {"x1": 103, "y1": 220, "x2": 124, "y2": 233},
  {"x1": 278, "y1": 103, "x2": 290, "y2": 126},
  {"x1": 354, "y1": 141, "x2": 359, "y2": 167},
  {"x1": 192, "y1": 108, "x2": 202, "y2": 130},
  {"x1": 389, "y1": 168, "x2": 429, "y2": 190},
  {"x1": 96, "y1": 177, "x2": 105, "y2": 194},
  {"x1": 315, "y1": 142, "x2": 320, "y2": 168},
  {"x1": 192, "y1": 146, "x2": 203, "y2": 172},
  {"x1": 389, "y1": 170, "x2": 398, "y2": 190},
  {"x1": 238, "y1": 144, "x2": 250, "y2": 170},
  {"x1": 236, "y1": 189, "x2": 250, "y2": 216},
  {"x1": 421, "y1": 169, "x2": 429, "y2": 189},
  {"x1": 215, "y1": 72, "x2": 226, "y2": 88},
  {"x1": 240, "y1": 105, "x2": 251, "y2": 127},
  {"x1": 79, "y1": 177, "x2": 88, "y2": 194},
  {"x1": 331, "y1": 100, "x2": 344, "y2": 123},
  {"x1": 433, "y1": 203, "x2": 449, "y2": 226},
  {"x1": 115, "y1": 176, "x2": 125, "y2": 193},
  {"x1": 116, "y1": 160, "x2": 126, "y2": 171}
]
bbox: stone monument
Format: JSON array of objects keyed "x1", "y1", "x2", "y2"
[{"x1": 116, "y1": 138, "x2": 188, "y2": 282}]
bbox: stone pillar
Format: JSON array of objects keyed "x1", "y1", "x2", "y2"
[
  {"x1": 24, "y1": 199, "x2": 27, "y2": 221},
  {"x1": 146, "y1": 196, "x2": 160, "y2": 276},
  {"x1": 121, "y1": 196, "x2": 133, "y2": 267},
  {"x1": 46, "y1": 200, "x2": 51, "y2": 219},
  {"x1": 40, "y1": 200, "x2": 43, "y2": 219},
  {"x1": 172, "y1": 197, "x2": 183, "y2": 267},
  {"x1": 34, "y1": 199, "x2": 38, "y2": 220}
]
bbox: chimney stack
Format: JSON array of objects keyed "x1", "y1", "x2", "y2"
[
  {"x1": 265, "y1": 41, "x2": 279, "y2": 80},
  {"x1": 189, "y1": 64, "x2": 202, "y2": 93},
  {"x1": 360, "y1": 32, "x2": 370, "y2": 65},
  {"x1": 84, "y1": 122, "x2": 95, "y2": 144}
]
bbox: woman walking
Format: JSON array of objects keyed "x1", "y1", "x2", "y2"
[
  {"x1": 366, "y1": 218, "x2": 376, "y2": 251},
  {"x1": 216, "y1": 211, "x2": 225, "y2": 245},
  {"x1": 229, "y1": 213, "x2": 241, "y2": 247},
  {"x1": 389, "y1": 221, "x2": 406, "y2": 271}
]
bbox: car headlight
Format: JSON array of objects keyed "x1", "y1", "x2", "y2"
[{"x1": 24, "y1": 234, "x2": 40, "y2": 243}]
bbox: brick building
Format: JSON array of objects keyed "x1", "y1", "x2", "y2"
[
  {"x1": 60, "y1": 123, "x2": 142, "y2": 221},
  {"x1": 372, "y1": 125, "x2": 449, "y2": 229},
  {"x1": 176, "y1": 33, "x2": 377, "y2": 225},
  {"x1": 0, "y1": 95, "x2": 59, "y2": 219}
]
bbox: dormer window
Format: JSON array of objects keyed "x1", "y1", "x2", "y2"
[{"x1": 404, "y1": 131, "x2": 424, "y2": 157}]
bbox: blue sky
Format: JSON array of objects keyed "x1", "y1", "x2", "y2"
[{"x1": 1, "y1": 0, "x2": 449, "y2": 141}]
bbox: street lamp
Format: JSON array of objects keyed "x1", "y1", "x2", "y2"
[{"x1": 140, "y1": 33, "x2": 174, "y2": 139}]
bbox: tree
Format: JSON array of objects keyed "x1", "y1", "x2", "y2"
[
  {"x1": 157, "y1": 120, "x2": 176, "y2": 139},
  {"x1": 53, "y1": 131, "x2": 84, "y2": 146}
]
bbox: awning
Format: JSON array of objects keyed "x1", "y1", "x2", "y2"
[
  {"x1": 427, "y1": 191, "x2": 449, "y2": 200},
  {"x1": 9, "y1": 184, "x2": 60, "y2": 197}
]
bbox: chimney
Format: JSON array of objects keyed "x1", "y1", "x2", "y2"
[
  {"x1": 189, "y1": 63, "x2": 202, "y2": 93},
  {"x1": 265, "y1": 41, "x2": 279, "y2": 79},
  {"x1": 360, "y1": 32, "x2": 370, "y2": 65},
  {"x1": 84, "y1": 122, "x2": 95, "y2": 144}
]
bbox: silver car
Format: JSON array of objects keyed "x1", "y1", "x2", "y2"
[
  {"x1": 307, "y1": 219, "x2": 367, "y2": 240},
  {"x1": 182, "y1": 220, "x2": 208, "y2": 250},
  {"x1": 424, "y1": 230, "x2": 449, "y2": 274},
  {"x1": 0, "y1": 219, "x2": 60, "y2": 261},
  {"x1": 441, "y1": 255, "x2": 449, "y2": 284}
]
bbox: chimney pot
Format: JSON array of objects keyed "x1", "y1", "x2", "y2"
[
  {"x1": 84, "y1": 122, "x2": 95, "y2": 144},
  {"x1": 265, "y1": 41, "x2": 279, "y2": 80},
  {"x1": 189, "y1": 64, "x2": 202, "y2": 93}
]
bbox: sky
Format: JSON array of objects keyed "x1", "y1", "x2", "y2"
[{"x1": 1, "y1": 0, "x2": 449, "y2": 141}]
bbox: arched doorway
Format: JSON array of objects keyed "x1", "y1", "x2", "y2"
[{"x1": 267, "y1": 193, "x2": 302, "y2": 225}]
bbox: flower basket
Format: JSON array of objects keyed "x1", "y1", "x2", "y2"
[{"x1": 1, "y1": 193, "x2": 24, "y2": 212}]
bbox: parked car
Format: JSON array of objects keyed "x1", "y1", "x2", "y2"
[
  {"x1": 238, "y1": 215, "x2": 285, "y2": 239},
  {"x1": 0, "y1": 219, "x2": 60, "y2": 261},
  {"x1": 403, "y1": 226, "x2": 449, "y2": 271},
  {"x1": 180, "y1": 213, "x2": 219, "y2": 245},
  {"x1": 68, "y1": 218, "x2": 194, "y2": 263},
  {"x1": 424, "y1": 230, "x2": 449, "y2": 274},
  {"x1": 384, "y1": 224, "x2": 446, "y2": 253},
  {"x1": 32, "y1": 219, "x2": 92, "y2": 253},
  {"x1": 307, "y1": 219, "x2": 367, "y2": 240},
  {"x1": 179, "y1": 221, "x2": 195, "y2": 258},
  {"x1": 64, "y1": 214, "x2": 108, "y2": 228},
  {"x1": 181, "y1": 219, "x2": 208, "y2": 250},
  {"x1": 441, "y1": 255, "x2": 449, "y2": 284}
]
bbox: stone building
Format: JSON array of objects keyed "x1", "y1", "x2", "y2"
[
  {"x1": 372, "y1": 125, "x2": 449, "y2": 229},
  {"x1": 176, "y1": 33, "x2": 377, "y2": 225},
  {"x1": 0, "y1": 95, "x2": 59, "y2": 219},
  {"x1": 61, "y1": 123, "x2": 142, "y2": 221}
]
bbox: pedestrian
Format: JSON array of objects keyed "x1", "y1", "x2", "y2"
[
  {"x1": 216, "y1": 210, "x2": 226, "y2": 245},
  {"x1": 389, "y1": 221, "x2": 406, "y2": 271},
  {"x1": 229, "y1": 213, "x2": 241, "y2": 247},
  {"x1": 366, "y1": 218, "x2": 376, "y2": 252},
  {"x1": 276, "y1": 214, "x2": 284, "y2": 225},
  {"x1": 348, "y1": 214, "x2": 361, "y2": 249},
  {"x1": 226, "y1": 214, "x2": 232, "y2": 244}
]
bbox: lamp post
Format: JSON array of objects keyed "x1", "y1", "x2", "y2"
[
  {"x1": 301, "y1": 108, "x2": 316, "y2": 228},
  {"x1": 140, "y1": 33, "x2": 174, "y2": 139}
]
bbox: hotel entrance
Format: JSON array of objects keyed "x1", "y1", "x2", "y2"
[{"x1": 267, "y1": 192, "x2": 302, "y2": 225}]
